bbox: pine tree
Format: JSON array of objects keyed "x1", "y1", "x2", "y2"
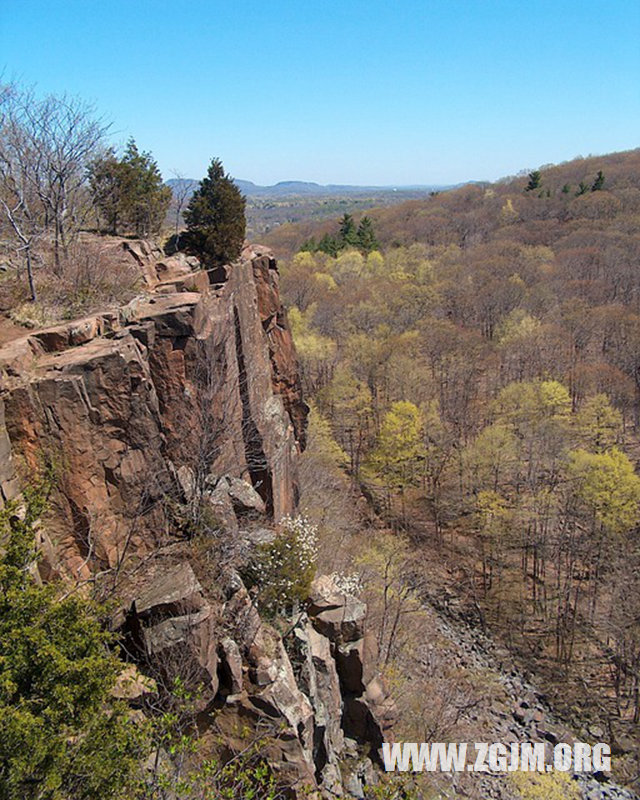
[
  {"x1": 316, "y1": 232, "x2": 340, "y2": 257},
  {"x1": 183, "y1": 158, "x2": 246, "y2": 266},
  {"x1": 525, "y1": 170, "x2": 541, "y2": 192},
  {"x1": 338, "y1": 213, "x2": 358, "y2": 247},
  {"x1": 591, "y1": 170, "x2": 605, "y2": 191},
  {"x1": 300, "y1": 236, "x2": 318, "y2": 253},
  {"x1": 576, "y1": 180, "x2": 589, "y2": 196},
  {"x1": 88, "y1": 148, "x2": 124, "y2": 234},
  {"x1": 356, "y1": 216, "x2": 379, "y2": 253}
]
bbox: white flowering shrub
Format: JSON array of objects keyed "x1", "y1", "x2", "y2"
[
  {"x1": 244, "y1": 515, "x2": 318, "y2": 614},
  {"x1": 329, "y1": 571, "x2": 363, "y2": 597}
]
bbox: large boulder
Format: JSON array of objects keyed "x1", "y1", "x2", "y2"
[
  {"x1": 155, "y1": 253, "x2": 195, "y2": 283},
  {"x1": 308, "y1": 576, "x2": 367, "y2": 645},
  {"x1": 213, "y1": 475, "x2": 266, "y2": 516},
  {"x1": 120, "y1": 562, "x2": 220, "y2": 706}
]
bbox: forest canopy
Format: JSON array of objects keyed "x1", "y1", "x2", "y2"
[{"x1": 275, "y1": 148, "x2": 640, "y2": 732}]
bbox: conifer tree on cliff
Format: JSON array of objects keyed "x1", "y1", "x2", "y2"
[{"x1": 183, "y1": 158, "x2": 246, "y2": 266}]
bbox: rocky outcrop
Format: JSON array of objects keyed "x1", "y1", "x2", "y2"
[
  {"x1": 117, "y1": 563, "x2": 390, "y2": 797},
  {"x1": 0, "y1": 244, "x2": 307, "y2": 576}
]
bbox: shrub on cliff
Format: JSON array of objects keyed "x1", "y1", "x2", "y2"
[
  {"x1": 242, "y1": 515, "x2": 318, "y2": 615},
  {"x1": 183, "y1": 158, "x2": 246, "y2": 267},
  {"x1": 0, "y1": 483, "x2": 146, "y2": 799}
]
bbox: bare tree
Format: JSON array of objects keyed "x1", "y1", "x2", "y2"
[
  {"x1": 0, "y1": 83, "x2": 109, "y2": 297},
  {"x1": 0, "y1": 84, "x2": 41, "y2": 299},
  {"x1": 169, "y1": 170, "x2": 195, "y2": 237}
]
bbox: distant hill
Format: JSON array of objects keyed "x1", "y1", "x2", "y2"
[
  {"x1": 262, "y1": 148, "x2": 640, "y2": 255},
  {"x1": 166, "y1": 177, "x2": 453, "y2": 239},
  {"x1": 233, "y1": 179, "x2": 451, "y2": 197},
  {"x1": 167, "y1": 177, "x2": 451, "y2": 198}
]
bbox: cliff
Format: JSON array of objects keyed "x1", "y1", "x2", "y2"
[
  {"x1": 0, "y1": 241, "x2": 393, "y2": 797},
  {"x1": 0, "y1": 245, "x2": 306, "y2": 576}
]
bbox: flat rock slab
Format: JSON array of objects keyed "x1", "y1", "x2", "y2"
[{"x1": 134, "y1": 562, "x2": 205, "y2": 620}]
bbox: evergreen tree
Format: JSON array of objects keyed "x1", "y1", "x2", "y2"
[
  {"x1": 316, "y1": 232, "x2": 341, "y2": 257},
  {"x1": 300, "y1": 236, "x2": 318, "y2": 253},
  {"x1": 525, "y1": 170, "x2": 541, "y2": 192},
  {"x1": 591, "y1": 170, "x2": 605, "y2": 191},
  {"x1": 356, "y1": 216, "x2": 379, "y2": 253},
  {"x1": 88, "y1": 148, "x2": 124, "y2": 234},
  {"x1": 338, "y1": 213, "x2": 358, "y2": 247},
  {"x1": 119, "y1": 139, "x2": 172, "y2": 237},
  {"x1": 576, "y1": 180, "x2": 589, "y2": 196},
  {"x1": 183, "y1": 158, "x2": 246, "y2": 266},
  {"x1": 88, "y1": 139, "x2": 171, "y2": 237}
]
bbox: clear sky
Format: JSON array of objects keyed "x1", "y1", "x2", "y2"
[{"x1": 1, "y1": 0, "x2": 639, "y2": 185}]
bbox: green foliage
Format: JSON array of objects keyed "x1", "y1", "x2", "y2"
[
  {"x1": 166, "y1": 751, "x2": 283, "y2": 800},
  {"x1": 466, "y1": 423, "x2": 518, "y2": 492},
  {"x1": 89, "y1": 139, "x2": 171, "y2": 236},
  {"x1": 333, "y1": 248, "x2": 365, "y2": 283},
  {"x1": 475, "y1": 490, "x2": 512, "y2": 540},
  {"x1": 183, "y1": 157, "x2": 246, "y2": 266},
  {"x1": 145, "y1": 678, "x2": 286, "y2": 800},
  {"x1": 369, "y1": 401, "x2": 424, "y2": 492},
  {"x1": 319, "y1": 366, "x2": 373, "y2": 476},
  {"x1": 288, "y1": 303, "x2": 336, "y2": 387},
  {"x1": 357, "y1": 216, "x2": 380, "y2": 253},
  {"x1": 0, "y1": 484, "x2": 146, "y2": 800},
  {"x1": 575, "y1": 394, "x2": 622, "y2": 452},
  {"x1": 525, "y1": 170, "x2": 541, "y2": 191},
  {"x1": 494, "y1": 379, "x2": 571, "y2": 435},
  {"x1": 339, "y1": 212, "x2": 358, "y2": 247},
  {"x1": 88, "y1": 148, "x2": 123, "y2": 233},
  {"x1": 510, "y1": 770, "x2": 580, "y2": 800},
  {"x1": 301, "y1": 215, "x2": 379, "y2": 257},
  {"x1": 364, "y1": 774, "x2": 421, "y2": 799},
  {"x1": 242, "y1": 515, "x2": 318, "y2": 614},
  {"x1": 317, "y1": 232, "x2": 341, "y2": 257},
  {"x1": 576, "y1": 180, "x2": 589, "y2": 195},
  {"x1": 495, "y1": 310, "x2": 541, "y2": 345},
  {"x1": 305, "y1": 404, "x2": 349, "y2": 470},
  {"x1": 568, "y1": 447, "x2": 640, "y2": 536},
  {"x1": 274, "y1": 150, "x2": 640, "y2": 702},
  {"x1": 299, "y1": 236, "x2": 317, "y2": 253},
  {"x1": 591, "y1": 170, "x2": 605, "y2": 191}
]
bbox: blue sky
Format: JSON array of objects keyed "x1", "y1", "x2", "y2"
[{"x1": 1, "y1": 0, "x2": 639, "y2": 185}]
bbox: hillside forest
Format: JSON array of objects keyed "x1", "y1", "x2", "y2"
[{"x1": 268, "y1": 149, "x2": 640, "y2": 760}]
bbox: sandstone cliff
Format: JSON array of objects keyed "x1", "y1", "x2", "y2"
[{"x1": 0, "y1": 242, "x2": 393, "y2": 797}]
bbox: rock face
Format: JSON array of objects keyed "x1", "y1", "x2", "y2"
[
  {"x1": 116, "y1": 564, "x2": 390, "y2": 797},
  {"x1": 0, "y1": 244, "x2": 307, "y2": 577},
  {"x1": 0, "y1": 242, "x2": 390, "y2": 797}
]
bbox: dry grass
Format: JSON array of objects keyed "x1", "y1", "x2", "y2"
[{"x1": 0, "y1": 235, "x2": 143, "y2": 328}]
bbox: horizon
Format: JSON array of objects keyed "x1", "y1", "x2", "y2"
[
  {"x1": 171, "y1": 147, "x2": 639, "y2": 192},
  {"x1": 1, "y1": 1, "x2": 639, "y2": 186}
]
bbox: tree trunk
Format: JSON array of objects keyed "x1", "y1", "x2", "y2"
[{"x1": 26, "y1": 247, "x2": 36, "y2": 302}]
